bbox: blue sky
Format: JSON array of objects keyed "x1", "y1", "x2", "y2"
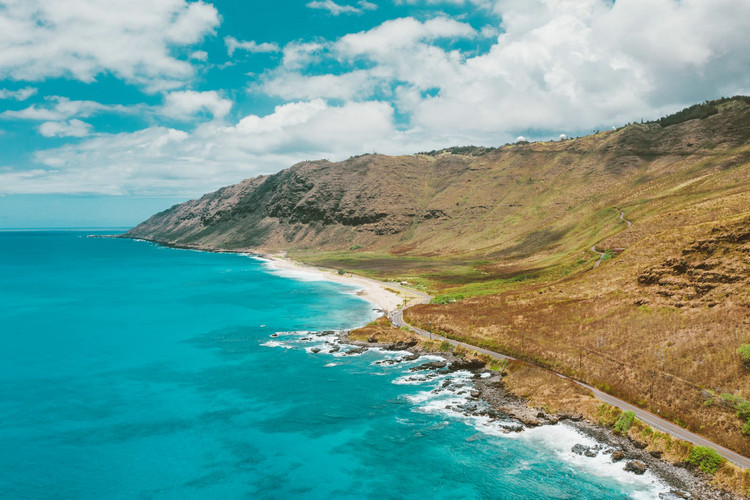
[{"x1": 1, "y1": 0, "x2": 749, "y2": 227}]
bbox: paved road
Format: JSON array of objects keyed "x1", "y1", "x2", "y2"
[{"x1": 384, "y1": 275, "x2": 750, "y2": 468}]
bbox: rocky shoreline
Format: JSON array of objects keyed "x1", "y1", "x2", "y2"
[{"x1": 341, "y1": 331, "x2": 740, "y2": 500}]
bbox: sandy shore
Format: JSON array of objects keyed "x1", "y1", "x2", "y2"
[
  {"x1": 106, "y1": 234, "x2": 426, "y2": 314},
  {"x1": 254, "y1": 254, "x2": 429, "y2": 314}
]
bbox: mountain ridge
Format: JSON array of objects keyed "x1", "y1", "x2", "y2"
[{"x1": 125, "y1": 96, "x2": 750, "y2": 267}]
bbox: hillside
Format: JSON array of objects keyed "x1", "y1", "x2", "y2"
[
  {"x1": 126, "y1": 96, "x2": 750, "y2": 458},
  {"x1": 126, "y1": 97, "x2": 750, "y2": 266}
]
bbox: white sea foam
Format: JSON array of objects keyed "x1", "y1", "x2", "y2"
[
  {"x1": 401, "y1": 363, "x2": 669, "y2": 498},
  {"x1": 265, "y1": 323, "x2": 670, "y2": 498},
  {"x1": 260, "y1": 340, "x2": 292, "y2": 349},
  {"x1": 392, "y1": 371, "x2": 445, "y2": 386},
  {"x1": 520, "y1": 424, "x2": 670, "y2": 498},
  {"x1": 252, "y1": 256, "x2": 339, "y2": 283}
]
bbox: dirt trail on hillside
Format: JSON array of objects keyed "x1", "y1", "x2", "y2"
[{"x1": 592, "y1": 211, "x2": 631, "y2": 268}]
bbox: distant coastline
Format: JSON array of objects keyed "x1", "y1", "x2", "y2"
[{"x1": 109, "y1": 233, "x2": 423, "y2": 314}]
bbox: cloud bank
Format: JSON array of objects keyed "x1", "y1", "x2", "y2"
[{"x1": 1, "y1": 0, "x2": 749, "y2": 197}]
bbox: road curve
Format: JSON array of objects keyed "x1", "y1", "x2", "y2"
[{"x1": 385, "y1": 287, "x2": 750, "y2": 468}]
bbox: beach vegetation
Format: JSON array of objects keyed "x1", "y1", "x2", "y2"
[
  {"x1": 687, "y1": 446, "x2": 726, "y2": 474},
  {"x1": 614, "y1": 410, "x2": 635, "y2": 434},
  {"x1": 737, "y1": 344, "x2": 750, "y2": 366},
  {"x1": 431, "y1": 294, "x2": 464, "y2": 305}
]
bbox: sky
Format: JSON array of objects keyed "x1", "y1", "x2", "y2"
[{"x1": 1, "y1": 0, "x2": 749, "y2": 227}]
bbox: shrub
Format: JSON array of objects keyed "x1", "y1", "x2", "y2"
[
  {"x1": 687, "y1": 446, "x2": 726, "y2": 474},
  {"x1": 738, "y1": 344, "x2": 750, "y2": 366},
  {"x1": 720, "y1": 393, "x2": 750, "y2": 431},
  {"x1": 431, "y1": 294, "x2": 465, "y2": 305},
  {"x1": 614, "y1": 410, "x2": 636, "y2": 434},
  {"x1": 337, "y1": 269, "x2": 346, "y2": 275},
  {"x1": 657, "y1": 102, "x2": 718, "y2": 127},
  {"x1": 439, "y1": 340, "x2": 453, "y2": 352}
]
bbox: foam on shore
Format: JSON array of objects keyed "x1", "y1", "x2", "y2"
[
  {"x1": 251, "y1": 256, "x2": 336, "y2": 282},
  {"x1": 260, "y1": 330, "x2": 671, "y2": 499}
]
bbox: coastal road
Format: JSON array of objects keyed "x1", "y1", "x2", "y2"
[
  {"x1": 389, "y1": 305, "x2": 750, "y2": 468},
  {"x1": 582, "y1": 382, "x2": 750, "y2": 469}
]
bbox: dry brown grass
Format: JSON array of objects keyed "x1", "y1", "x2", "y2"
[
  {"x1": 501, "y1": 360, "x2": 602, "y2": 417},
  {"x1": 406, "y1": 212, "x2": 750, "y2": 457},
  {"x1": 502, "y1": 360, "x2": 750, "y2": 496}
]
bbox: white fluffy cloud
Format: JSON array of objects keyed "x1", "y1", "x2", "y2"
[
  {"x1": 337, "y1": 17, "x2": 478, "y2": 56},
  {"x1": 1, "y1": 96, "x2": 133, "y2": 121},
  {"x1": 160, "y1": 90, "x2": 233, "y2": 120},
  {"x1": 306, "y1": 0, "x2": 377, "y2": 16},
  {"x1": 260, "y1": 17, "x2": 480, "y2": 100},
  {"x1": 224, "y1": 36, "x2": 281, "y2": 57},
  {"x1": 38, "y1": 119, "x2": 92, "y2": 138},
  {"x1": 261, "y1": 1, "x2": 750, "y2": 142},
  {"x1": 0, "y1": 100, "x2": 418, "y2": 195},
  {"x1": 1, "y1": 92, "x2": 231, "y2": 130},
  {"x1": 0, "y1": 0, "x2": 219, "y2": 91},
  {"x1": 0, "y1": 86, "x2": 37, "y2": 101}
]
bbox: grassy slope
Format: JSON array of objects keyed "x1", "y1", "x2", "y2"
[
  {"x1": 298, "y1": 99, "x2": 750, "y2": 458},
  {"x1": 397, "y1": 100, "x2": 750, "y2": 457},
  {"x1": 294, "y1": 99, "x2": 750, "y2": 296}
]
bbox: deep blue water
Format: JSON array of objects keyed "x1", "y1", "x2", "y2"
[{"x1": 0, "y1": 232, "x2": 667, "y2": 499}]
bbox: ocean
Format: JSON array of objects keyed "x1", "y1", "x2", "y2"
[{"x1": 0, "y1": 231, "x2": 668, "y2": 499}]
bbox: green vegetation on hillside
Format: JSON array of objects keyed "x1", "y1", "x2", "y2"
[
  {"x1": 655, "y1": 96, "x2": 750, "y2": 127},
  {"x1": 688, "y1": 446, "x2": 726, "y2": 474}
]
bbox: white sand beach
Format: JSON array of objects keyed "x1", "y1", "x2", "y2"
[{"x1": 254, "y1": 254, "x2": 429, "y2": 313}]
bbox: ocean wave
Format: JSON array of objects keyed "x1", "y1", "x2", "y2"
[
  {"x1": 259, "y1": 340, "x2": 293, "y2": 349},
  {"x1": 258, "y1": 328, "x2": 670, "y2": 498},
  {"x1": 393, "y1": 361, "x2": 669, "y2": 498},
  {"x1": 251, "y1": 256, "x2": 341, "y2": 283},
  {"x1": 521, "y1": 424, "x2": 669, "y2": 498}
]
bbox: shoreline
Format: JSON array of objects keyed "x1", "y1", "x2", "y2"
[
  {"x1": 252, "y1": 254, "x2": 424, "y2": 314},
  {"x1": 109, "y1": 235, "x2": 424, "y2": 314},
  {"x1": 113, "y1": 234, "x2": 741, "y2": 498},
  {"x1": 341, "y1": 330, "x2": 737, "y2": 499}
]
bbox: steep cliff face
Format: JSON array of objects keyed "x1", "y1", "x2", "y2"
[
  {"x1": 125, "y1": 97, "x2": 750, "y2": 258},
  {"x1": 125, "y1": 153, "x2": 471, "y2": 250}
]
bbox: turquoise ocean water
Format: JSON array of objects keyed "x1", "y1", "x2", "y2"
[{"x1": 0, "y1": 231, "x2": 668, "y2": 499}]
